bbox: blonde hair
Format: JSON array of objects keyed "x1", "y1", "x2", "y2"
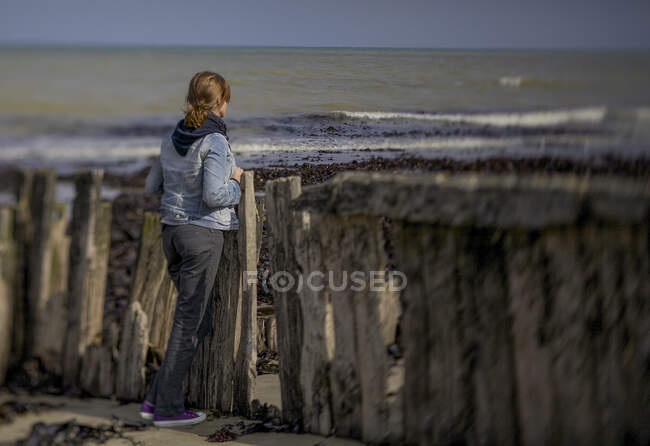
[{"x1": 183, "y1": 71, "x2": 231, "y2": 128}]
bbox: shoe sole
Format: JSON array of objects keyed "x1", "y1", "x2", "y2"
[
  {"x1": 153, "y1": 413, "x2": 206, "y2": 427},
  {"x1": 140, "y1": 412, "x2": 154, "y2": 421}
]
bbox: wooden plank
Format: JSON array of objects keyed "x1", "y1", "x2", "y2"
[
  {"x1": 10, "y1": 170, "x2": 32, "y2": 366},
  {"x1": 185, "y1": 232, "x2": 240, "y2": 412},
  {"x1": 0, "y1": 207, "x2": 17, "y2": 384},
  {"x1": 233, "y1": 171, "x2": 259, "y2": 416},
  {"x1": 115, "y1": 302, "x2": 149, "y2": 400},
  {"x1": 25, "y1": 169, "x2": 57, "y2": 361},
  {"x1": 128, "y1": 212, "x2": 177, "y2": 353},
  {"x1": 264, "y1": 177, "x2": 304, "y2": 426},
  {"x1": 62, "y1": 170, "x2": 111, "y2": 391}
]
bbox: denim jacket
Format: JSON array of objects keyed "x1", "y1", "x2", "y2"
[{"x1": 145, "y1": 131, "x2": 241, "y2": 230}]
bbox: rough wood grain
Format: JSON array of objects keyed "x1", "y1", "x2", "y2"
[
  {"x1": 186, "y1": 172, "x2": 260, "y2": 415},
  {"x1": 506, "y1": 224, "x2": 650, "y2": 446},
  {"x1": 115, "y1": 301, "x2": 149, "y2": 400},
  {"x1": 11, "y1": 170, "x2": 32, "y2": 366},
  {"x1": 25, "y1": 169, "x2": 57, "y2": 360},
  {"x1": 233, "y1": 171, "x2": 258, "y2": 416},
  {"x1": 185, "y1": 231, "x2": 240, "y2": 412},
  {"x1": 32, "y1": 201, "x2": 70, "y2": 375},
  {"x1": 128, "y1": 212, "x2": 177, "y2": 353},
  {"x1": 292, "y1": 171, "x2": 650, "y2": 227},
  {"x1": 258, "y1": 315, "x2": 278, "y2": 352},
  {"x1": 62, "y1": 170, "x2": 111, "y2": 390},
  {"x1": 265, "y1": 177, "x2": 304, "y2": 426},
  {"x1": 295, "y1": 212, "x2": 402, "y2": 442},
  {"x1": 80, "y1": 320, "x2": 119, "y2": 398},
  {"x1": 0, "y1": 207, "x2": 16, "y2": 384}
]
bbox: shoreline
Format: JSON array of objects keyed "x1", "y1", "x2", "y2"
[{"x1": 66, "y1": 152, "x2": 650, "y2": 191}]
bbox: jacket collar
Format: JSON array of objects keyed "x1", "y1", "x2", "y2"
[{"x1": 171, "y1": 112, "x2": 228, "y2": 157}]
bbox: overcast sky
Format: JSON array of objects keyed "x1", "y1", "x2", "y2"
[{"x1": 1, "y1": 0, "x2": 649, "y2": 48}]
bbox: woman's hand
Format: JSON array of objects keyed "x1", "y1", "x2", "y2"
[{"x1": 231, "y1": 166, "x2": 244, "y2": 183}]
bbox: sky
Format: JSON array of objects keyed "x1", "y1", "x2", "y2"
[{"x1": 1, "y1": 0, "x2": 649, "y2": 48}]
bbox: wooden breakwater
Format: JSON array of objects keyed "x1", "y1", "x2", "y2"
[
  {"x1": 265, "y1": 172, "x2": 649, "y2": 445},
  {"x1": 0, "y1": 169, "x2": 265, "y2": 417},
  {"x1": 2, "y1": 166, "x2": 648, "y2": 445}
]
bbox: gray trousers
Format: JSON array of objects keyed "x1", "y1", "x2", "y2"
[{"x1": 146, "y1": 222, "x2": 224, "y2": 416}]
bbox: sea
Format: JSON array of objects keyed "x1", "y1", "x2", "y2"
[{"x1": 1, "y1": 45, "x2": 649, "y2": 174}]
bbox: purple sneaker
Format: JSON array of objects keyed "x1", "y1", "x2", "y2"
[
  {"x1": 153, "y1": 410, "x2": 206, "y2": 427},
  {"x1": 139, "y1": 401, "x2": 154, "y2": 421}
]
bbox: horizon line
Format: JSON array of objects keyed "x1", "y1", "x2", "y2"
[{"x1": 1, "y1": 40, "x2": 649, "y2": 51}]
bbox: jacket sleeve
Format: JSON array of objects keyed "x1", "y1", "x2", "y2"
[
  {"x1": 203, "y1": 134, "x2": 241, "y2": 208},
  {"x1": 144, "y1": 155, "x2": 164, "y2": 195}
]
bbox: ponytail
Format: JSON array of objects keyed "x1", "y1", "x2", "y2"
[{"x1": 183, "y1": 71, "x2": 231, "y2": 128}]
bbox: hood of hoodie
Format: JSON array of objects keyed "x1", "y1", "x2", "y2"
[{"x1": 171, "y1": 111, "x2": 229, "y2": 157}]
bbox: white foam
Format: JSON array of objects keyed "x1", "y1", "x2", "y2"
[
  {"x1": 230, "y1": 135, "x2": 601, "y2": 154},
  {"x1": 499, "y1": 76, "x2": 523, "y2": 87},
  {"x1": 335, "y1": 107, "x2": 608, "y2": 128},
  {"x1": 0, "y1": 144, "x2": 160, "y2": 160}
]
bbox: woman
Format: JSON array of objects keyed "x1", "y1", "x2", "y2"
[{"x1": 142, "y1": 71, "x2": 243, "y2": 427}]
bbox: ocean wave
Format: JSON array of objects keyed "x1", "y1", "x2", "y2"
[
  {"x1": 331, "y1": 107, "x2": 608, "y2": 127},
  {"x1": 0, "y1": 106, "x2": 645, "y2": 168},
  {"x1": 0, "y1": 143, "x2": 160, "y2": 160},
  {"x1": 499, "y1": 76, "x2": 524, "y2": 87},
  {"x1": 230, "y1": 133, "x2": 621, "y2": 154},
  {"x1": 499, "y1": 75, "x2": 569, "y2": 89}
]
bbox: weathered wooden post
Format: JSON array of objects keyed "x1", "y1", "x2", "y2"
[
  {"x1": 257, "y1": 308, "x2": 278, "y2": 353},
  {"x1": 115, "y1": 301, "x2": 149, "y2": 400},
  {"x1": 0, "y1": 207, "x2": 17, "y2": 384},
  {"x1": 386, "y1": 173, "x2": 650, "y2": 446},
  {"x1": 185, "y1": 170, "x2": 261, "y2": 415},
  {"x1": 299, "y1": 171, "x2": 649, "y2": 446},
  {"x1": 107, "y1": 212, "x2": 177, "y2": 400},
  {"x1": 10, "y1": 170, "x2": 33, "y2": 367},
  {"x1": 185, "y1": 231, "x2": 241, "y2": 411},
  {"x1": 290, "y1": 211, "x2": 335, "y2": 436},
  {"x1": 128, "y1": 212, "x2": 177, "y2": 354},
  {"x1": 24, "y1": 169, "x2": 56, "y2": 358},
  {"x1": 291, "y1": 177, "x2": 404, "y2": 443},
  {"x1": 233, "y1": 171, "x2": 258, "y2": 416},
  {"x1": 265, "y1": 176, "x2": 305, "y2": 426},
  {"x1": 62, "y1": 170, "x2": 112, "y2": 390},
  {"x1": 25, "y1": 169, "x2": 70, "y2": 375}
]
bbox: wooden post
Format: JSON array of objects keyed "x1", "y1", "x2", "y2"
[
  {"x1": 80, "y1": 321, "x2": 119, "y2": 398},
  {"x1": 324, "y1": 214, "x2": 401, "y2": 443},
  {"x1": 186, "y1": 171, "x2": 261, "y2": 416},
  {"x1": 128, "y1": 212, "x2": 177, "y2": 354},
  {"x1": 185, "y1": 232, "x2": 241, "y2": 412},
  {"x1": 289, "y1": 209, "x2": 403, "y2": 442},
  {"x1": 62, "y1": 170, "x2": 112, "y2": 390},
  {"x1": 25, "y1": 169, "x2": 57, "y2": 358},
  {"x1": 291, "y1": 211, "x2": 334, "y2": 436},
  {"x1": 233, "y1": 171, "x2": 258, "y2": 416},
  {"x1": 115, "y1": 302, "x2": 149, "y2": 400},
  {"x1": 290, "y1": 171, "x2": 649, "y2": 445},
  {"x1": 106, "y1": 212, "x2": 177, "y2": 400},
  {"x1": 0, "y1": 207, "x2": 17, "y2": 384},
  {"x1": 265, "y1": 176, "x2": 304, "y2": 426},
  {"x1": 25, "y1": 169, "x2": 70, "y2": 375},
  {"x1": 11, "y1": 170, "x2": 32, "y2": 367}
]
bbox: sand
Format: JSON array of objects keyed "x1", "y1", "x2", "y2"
[{"x1": 0, "y1": 375, "x2": 361, "y2": 445}]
